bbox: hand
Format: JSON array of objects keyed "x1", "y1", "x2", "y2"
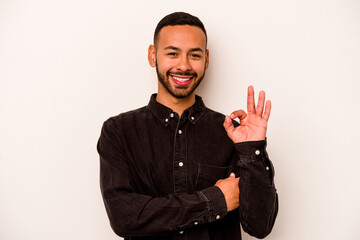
[
  {"x1": 223, "y1": 86, "x2": 271, "y2": 143},
  {"x1": 215, "y1": 173, "x2": 240, "y2": 212}
]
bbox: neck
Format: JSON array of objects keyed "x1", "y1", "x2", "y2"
[{"x1": 156, "y1": 88, "x2": 196, "y2": 117}]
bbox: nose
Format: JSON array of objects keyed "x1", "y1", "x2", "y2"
[{"x1": 176, "y1": 55, "x2": 192, "y2": 72}]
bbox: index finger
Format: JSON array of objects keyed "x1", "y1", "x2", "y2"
[{"x1": 247, "y1": 86, "x2": 256, "y2": 114}]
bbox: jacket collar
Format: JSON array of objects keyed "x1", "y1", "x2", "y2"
[{"x1": 148, "y1": 94, "x2": 207, "y2": 126}]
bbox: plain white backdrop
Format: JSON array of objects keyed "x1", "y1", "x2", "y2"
[{"x1": 1, "y1": 0, "x2": 360, "y2": 239}]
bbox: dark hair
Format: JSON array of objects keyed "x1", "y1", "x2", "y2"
[{"x1": 153, "y1": 12, "x2": 207, "y2": 46}]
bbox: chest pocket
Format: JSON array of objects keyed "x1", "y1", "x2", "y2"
[{"x1": 195, "y1": 163, "x2": 232, "y2": 191}]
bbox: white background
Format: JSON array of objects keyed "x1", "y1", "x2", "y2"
[{"x1": 1, "y1": 0, "x2": 360, "y2": 239}]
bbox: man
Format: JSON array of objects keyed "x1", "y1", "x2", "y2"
[{"x1": 98, "y1": 12, "x2": 278, "y2": 240}]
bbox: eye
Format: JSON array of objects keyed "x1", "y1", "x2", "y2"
[
  {"x1": 191, "y1": 54, "x2": 202, "y2": 58},
  {"x1": 167, "y1": 52, "x2": 177, "y2": 56}
]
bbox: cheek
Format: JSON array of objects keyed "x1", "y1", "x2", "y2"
[
  {"x1": 192, "y1": 61, "x2": 206, "y2": 74},
  {"x1": 157, "y1": 59, "x2": 176, "y2": 72}
]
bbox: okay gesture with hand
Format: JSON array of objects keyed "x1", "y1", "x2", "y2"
[{"x1": 223, "y1": 86, "x2": 271, "y2": 143}]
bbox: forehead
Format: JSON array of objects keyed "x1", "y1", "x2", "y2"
[{"x1": 157, "y1": 25, "x2": 207, "y2": 50}]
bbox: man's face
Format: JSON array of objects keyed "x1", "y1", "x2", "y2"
[{"x1": 148, "y1": 25, "x2": 209, "y2": 99}]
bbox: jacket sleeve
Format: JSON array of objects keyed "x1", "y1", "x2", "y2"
[
  {"x1": 235, "y1": 139, "x2": 278, "y2": 239},
  {"x1": 97, "y1": 118, "x2": 228, "y2": 237}
]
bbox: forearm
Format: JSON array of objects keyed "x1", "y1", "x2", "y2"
[
  {"x1": 101, "y1": 180, "x2": 227, "y2": 237},
  {"x1": 235, "y1": 139, "x2": 278, "y2": 239}
]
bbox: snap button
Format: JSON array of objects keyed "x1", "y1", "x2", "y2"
[
  {"x1": 191, "y1": 116, "x2": 195, "y2": 120},
  {"x1": 255, "y1": 150, "x2": 260, "y2": 155},
  {"x1": 170, "y1": 113, "x2": 174, "y2": 118},
  {"x1": 178, "y1": 130, "x2": 182, "y2": 135},
  {"x1": 179, "y1": 230, "x2": 184, "y2": 234},
  {"x1": 194, "y1": 221, "x2": 199, "y2": 225},
  {"x1": 216, "y1": 215, "x2": 221, "y2": 220},
  {"x1": 266, "y1": 166, "x2": 270, "y2": 171},
  {"x1": 165, "y1": 118, "x2": 169, "y2": 123},
  {"x1": 179, "y1": 162, "x2": 184, "y2": 167}
]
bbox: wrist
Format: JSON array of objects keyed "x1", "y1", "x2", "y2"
[{"x1": 234, "y1": 138, "x2": 267, "y2": 157}]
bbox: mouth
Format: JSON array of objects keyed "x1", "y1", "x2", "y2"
[{"x1": 169, "y1": 74, "x2": 194, "y2": 86}]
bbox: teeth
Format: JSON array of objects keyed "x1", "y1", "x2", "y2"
[{"x1": 172, "y1": 76, "x2": 191, "y2": 82}]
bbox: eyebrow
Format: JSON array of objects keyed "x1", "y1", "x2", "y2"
[{"x1": 164, "y1": 46, "x2": 204, "y2": 53}]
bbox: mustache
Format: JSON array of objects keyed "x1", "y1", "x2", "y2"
[{"x1": 167, "y1": 70, "x2": 197, "y2": 77}]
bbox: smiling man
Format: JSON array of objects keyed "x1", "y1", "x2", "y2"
[
  {"x1": 149, "y1": 23, "x2": 209, "y2": 115},
  {"x1": 98, "y1": 12, "x2": 278, "y2": 240}
]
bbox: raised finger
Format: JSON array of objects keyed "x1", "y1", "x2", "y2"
[
  {"x1": 247, "y1": 86, "x2": 256, "y2": 114},
  {"x1": 263, "y1": 100, "x2": 271, "y2": 121},
  {"x1": 256, "y1": 91, "x2": 265, "y2": 116}
]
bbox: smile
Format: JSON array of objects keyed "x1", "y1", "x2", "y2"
[{"x1": 170, "y1": 75, "x2": 193, "y2": 86}]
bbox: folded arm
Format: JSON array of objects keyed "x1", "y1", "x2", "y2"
[{"x1": 98, "y1": 118, "x2": 228, "y2": 237}]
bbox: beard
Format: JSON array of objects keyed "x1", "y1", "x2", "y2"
[{"x1": 156, "y1": 62, "x2": 206, "y2": 99}]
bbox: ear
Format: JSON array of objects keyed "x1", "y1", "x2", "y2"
[
  {"x1": 205, "y1": 49, "x2": 209, "y2": 70},
  {"x1": 148, "y1": 44, "x2": 156, "y2": 67}
]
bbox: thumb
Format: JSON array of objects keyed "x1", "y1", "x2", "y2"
[{"x1": 223, "y1": 116, "x2": 234, "y2": 134}]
